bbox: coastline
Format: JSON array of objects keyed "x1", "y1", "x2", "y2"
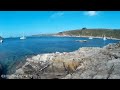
[
  {"x1": 2, "y1": 35, "x2": 120, "y2": 41},
  {"x1": 52, "y1": 35, "x2": 120, "y2": 40},
  {"x1": 6, "y1": 42, "x2": 120, "y2": 79}
]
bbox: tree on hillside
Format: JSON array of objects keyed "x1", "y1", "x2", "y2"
[
  {"x1": 82, "y1": 27, "x2": 87, "y2": 30},
  {"x1": 58, "y1": 32, "x2": 63, "y2": 35}
]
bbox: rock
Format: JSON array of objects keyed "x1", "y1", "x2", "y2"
[
  {"x1": 62, "y1": 74, "x2": 72, "y2": 79},
  {"x1": 93, "y1": 75, "x2": 108, "y2": 79},
  {"x1": 108, "y1": 59, "x2": 120, "y2": 64},
  {"x1": 104, "y1": 42, "x2": 120, "y2": 50},
  {"x1": 32, "y1": 56, "x2": 40, "y2": 61},
  {"x1": 107, "y1": 59, "x2": 120, "y2": 78},
  {"x1": 15, "y1": 68, "x2": 24, "y2": 74},
  {"x1": 79, "y1": 70, "x2": 97, "y2": 79},
  {"x1": 108, "y1": 75, "x2": 120, "y2": 79}
]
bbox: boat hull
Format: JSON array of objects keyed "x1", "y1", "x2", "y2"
[
  {"x1": 0, "y1": 40, "x2": 3, "y2": 43},
  {"x1": 20, "y1": 37, "x2": 26, "y2": 40}
]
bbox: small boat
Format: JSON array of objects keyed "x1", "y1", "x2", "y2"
[
  {"x1": 0, "y1": 36, "x2": 3, "y2": 43},
  {"x1": 20, "y1": 36, "x2": 26, "y2": 40},
  {"x1": 0, "y1": 39, "x2": 3, "y2": 43},
  {"x1": 103, "y1": 35, "x2": 107, "y2": 41},
  {"x1": 20, "y1": 33, "x2": 26, "y2": 40},
  {"x1": 89, "y1": 36, "x2": 93, "y2": 39}
]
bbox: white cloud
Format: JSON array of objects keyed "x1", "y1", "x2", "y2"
[
  {"x1": 50, "y1": 12, "x2": 64, "y2": 18},
  {"x1": 85, "y1": 11, "x2": 97, "y2": 16}
]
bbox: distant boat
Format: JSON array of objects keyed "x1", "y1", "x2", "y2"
[
  {"x1": 89, "y1": 36, "x2": 93, "y2": 39},
  {"x1": 20, "y1": 36, "x2": 26, "y2": 40},
  {"x1": 89, "y1": 34, "x2": 93, "y2": 39},
  {"x1": 0, "y1": 39, "x2": 3, "y2": 43},
  {"x1": 103, "y1": 35, "x2": 107, "y2": 41},
  {"x1": 20, "y1": 33, "x2": 26, "y2": 40},
  {"x1": 0, "y1": 36, "x2": 3, "y2": 43}
]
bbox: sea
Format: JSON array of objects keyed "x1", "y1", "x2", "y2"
[{"x1": 0, "y1": 36, "x2": 119, "y2": 74}]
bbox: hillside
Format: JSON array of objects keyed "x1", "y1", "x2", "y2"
[
  {"x1": 56, "y1": 28, "x2": 120, "y2": 39},
  {"x1": 0, "y1": 36, "x2": 3, "y2": 39}
]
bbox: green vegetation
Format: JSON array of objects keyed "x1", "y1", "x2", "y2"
[{"x1": 57, "y1": 29, "x2": 120, "y2": 39}]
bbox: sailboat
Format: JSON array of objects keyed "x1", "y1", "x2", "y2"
[
  {"x1": 0, "y1": 39, "x2": 3, "y2": 43},
  {"x1": 103, "y1": 35, "x2": 107, "y2": 41},
  {"x1": 0, "y1": 36, "x2": 3, "y2": 43},
  {"x1": 20, "y1": 33, "x2": 26, "y2": 40}
]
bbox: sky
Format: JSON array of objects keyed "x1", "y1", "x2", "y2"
[{"x1": 0, "y1": 11, "x2": 120, "y2": 37}]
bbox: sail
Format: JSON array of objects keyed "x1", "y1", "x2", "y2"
[
  {"x1": 20, "y1": 32, "x2": 26, "y2": 40},
  {"x1": 103, "y1": 35, "x2": 107, "y2": 40}
]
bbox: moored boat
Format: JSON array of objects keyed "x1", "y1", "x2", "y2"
[
  {"x1": 20, "y1": 33, "x2": 26, "y2": 40},
  {"x1": 0, "y1": 39, "x2": 3, "y2": 43},
  {"x1": 103, "y1": 35, "x2": 107, "y2": 41}
]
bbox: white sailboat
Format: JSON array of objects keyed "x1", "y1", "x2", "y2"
[
  {"x1": 0, "y1": 35, "x2": 3, "y2": 43},
  {"x1": 0, "y1": 39, "x2": 3, "y2": 43},
  {"x1": 20, "y1": 33, "x2": 26, "y2": 40},
  {"x1": 103, "y1": 35, "x2": 107, "y2": 41}
]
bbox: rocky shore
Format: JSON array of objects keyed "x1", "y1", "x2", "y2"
[{"x1": 7, "y1": 42, "x2": 120, "y2": 79}]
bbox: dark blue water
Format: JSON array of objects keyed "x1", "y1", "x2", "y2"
[{"x1": 0, "y1": 36, "x2": 119, "y2": 73}]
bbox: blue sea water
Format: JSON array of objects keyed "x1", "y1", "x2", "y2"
[{"x1": 0, "y1": 36, "x2": 119, "y2": 73}]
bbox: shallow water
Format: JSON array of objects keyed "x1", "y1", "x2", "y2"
[{"x1": 0, "y1": 36, "x2": 119, "y2": 74}]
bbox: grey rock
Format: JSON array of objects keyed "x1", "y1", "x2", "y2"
[
  {"x1": 108, "y1": 75, "x2": 120, "y2": 79},
  {"x1": 79, "y1": 70, "x2": 97, "y2": 79},
  {"x1": 93, "y1": 75, "x2": 108, "y2": 79}
]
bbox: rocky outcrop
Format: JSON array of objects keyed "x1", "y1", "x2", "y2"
[
  {"x1": 8, "y1": 53, "x2": 81, "y2": 79},
  {"x1": 8, "y1": 42, "x2": 120, "y2": 79}
]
